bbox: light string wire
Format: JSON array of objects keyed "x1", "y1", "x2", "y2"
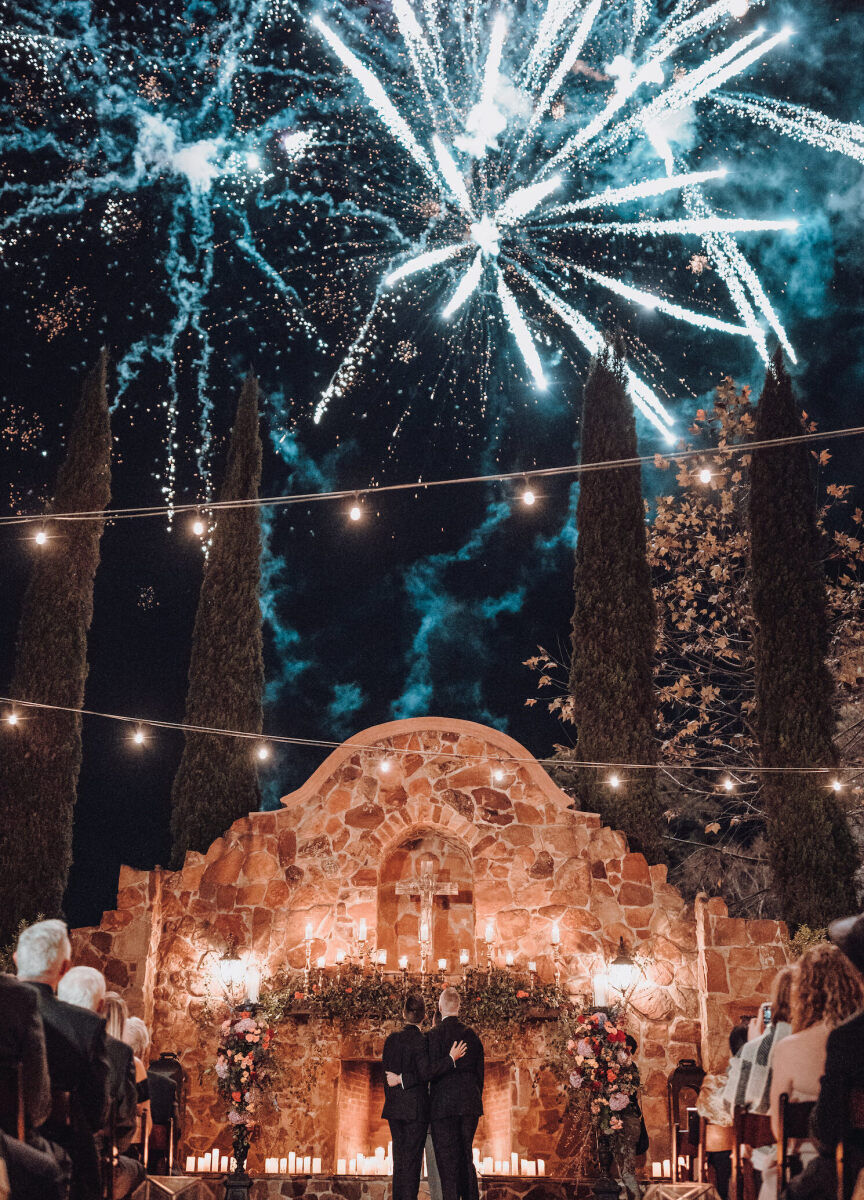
[
  {"x1": 2, "y1": 422, "x2": 864, "y2": 528},
  {"x1": 1, "y1": 695, "x2": 859, "y2": 781}
]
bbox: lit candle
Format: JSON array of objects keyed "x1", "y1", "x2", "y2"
[
  {"x1": 520, "y1": 1159, "x2": 529, "y2": 1176},
  {"x1": 335, "y1": 950, "x2": 345, "y2": 965},
  {"x1": 265, "y1": 1158, "x2": 275, "y2": 1174},
  {"x1": 316, "y1": 955, "x2": 326, "y2": 969},
  {"x1": 528, "y1": 961, "x2": 537, "y2": 973},
  {"x1": 313, "y1": 1157, "x2": 322, "y2": 1174},
  {"x1": 357, "y1": 919, "x2": 367, "y2": 943},
  {"x1": 473, "y1": 1149, "x2": 481, "y2": 1166},
  {"x1": 538, "y1": 1160, "x2": 545, "y2": 1176},
  {"x1": 305, "y1": 921, "x2": 313, "y2": 942},
  {"x1": 221, "y1": 1154, "x2": 230, "y2": 1172},
  {"x1": 399, "y1": 955, "x2": 408, "y2": 970},
  {"x1": 349, "y1": 1158, "x2": 357, "y2": 1175},
  {"x1": 185, "y1": 1156, "x2": 195, "y2": 1173},
  {"x1": 203, "y1": 1153, "x2": 212, "y2": 1172},
  {"x1": 551, "y1": 923, "x2": 560, "y2": 945},
  {"x1": 337, "y1": 1159, "x2": 347, "y2": 1175},
  {"x1": 303, "y1": 1155, "x2": 312, "y2": 1173},
  {"x1": 378, "y1": 948, "x2": 388, "y2": 965},
  {"x1": 211, "y1": 1147, "x2": 219, "y2": 1172},
  {"x1": 528, "y1": 1161, "x2": 537, "y2": 1177},
  {"x1": 438, "y1": 958, "x2": 447, "y2": 971},
  {"x1": 420, "y1": 920, "x2": 429, "y2": 943},
  {"x1": 485, "y1": 920, "x2": 495, "y2": 944},
  {"x1": 280, "y1": 1157, "x2": 288, "y2": 1173},
  {"x1": 483, "y1": 1156, "x2": 493, "y2": 1175},
  {"x1": 288, "y1": 1151, "x2": 296, "y2": 1173},
  {"x1": 459, "y1": 948, "x2": 469, "y2": 966},
  {"x1": 651, "y1": 1163, "x2": 662, "y2": 1179},
  {"x1": 510, "y1": 1152, "x2": 519, "y2": 1174},
  {"x1": 505, "y1": 951, "x2": 514, "y2": 966},
  {"x1": 197, "y1": 1156, "x2": 206, "y2": 1172},
  {"x1": 662, "y1": 1159, "x2": 671, "y2": 1178}
]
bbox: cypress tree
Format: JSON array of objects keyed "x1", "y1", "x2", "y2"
[
  {"x1": 0, "y1": 354, "x2": 111, "y2": 943},
  {"x1": 749, "y1": 350, "x2": 858, "y2": 926},
  {"x1": 169, "y1": 373, "x2": 264, "y2": 866},
  {"x1": 568, "y1": 342, "x2": 663, "y2": 858}
]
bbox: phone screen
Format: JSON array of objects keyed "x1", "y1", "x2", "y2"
[{"x1": 762, "y1": 1003, "x2": 772, "y2": 1023}]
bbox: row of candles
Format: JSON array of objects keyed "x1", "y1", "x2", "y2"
[{"x1": 650, "y1": 1158, "x2": 689, "y2": 1180}]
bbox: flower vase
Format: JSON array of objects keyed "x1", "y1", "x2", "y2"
[{"x1": 591, "y1": 1131, "x2": 619, "y2": 1199}]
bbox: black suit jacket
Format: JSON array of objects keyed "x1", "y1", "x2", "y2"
[
  {"x1": 146, "y1": 1069, "x2": 178, "y2": 1129},
  {"x1": 26, "y1": 983, "x2": 110, "y2": 1135},
  {"x1": 426, "y1": 1016, "x2": 484, "y2": 1119},
  {"x1": 0, "y1": 974, "x2": 51, "y2": 1128},
  {"x1": 812, "y1": 1009, "x2": 864, "y2": 1154},
  {"x1": 382, "y1": 1024, "x2": 437, "y2": 1123},
  {"x1": 105, "y1": 1036, "x2": 137, "y2": 1152}
]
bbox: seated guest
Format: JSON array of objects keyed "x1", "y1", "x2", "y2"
[
  {"x1": 58, "y1": 969, "x2": 141, "y2": 1197},
  {"x1": 741, "y1": 967, "x2": 795, "y2": 1114},
  {"x1": 15, "y1": 920, "x2": 110, "y2": 1200},
  {"x1": 786, "y1": 912, "x2": 864, "y2": 1199},
  {"x1": 0, "y1": 972, "x2": 65, "y2": 1199},
  {"x1": 121, "y1": 1018, "x2": 152, "y2": 1157},
  {"x1": 146, "y1": 1061, "x2": 180, "y2": 1175},
  {"x1": 720, "y1": 1020, "x2": 756, "y2": 1116},
  {"x1": 698, "y1": 1023, "x2": 749, "y2": 1199},
  {"x1": 755, "y1": 942, "x2": 864, "y2": 1199}
]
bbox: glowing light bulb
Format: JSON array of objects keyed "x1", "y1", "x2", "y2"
[
  {"x1": 522, "y1": 487, "x2": 536, "y2": 506},
  {"x1": 379, "y1": 759, "x2": 392, "y2": 774},
  {"x1": 192, "y1": 517, "x2": 205, "y2": 536},
  {"x1": 6, "y1": 713, "x2": 19, "y2": 726},
  {"x1": 349, "y1": 503, "x2": 362, "y2": 521},
  {"x1": 698, "y1": 468, "x2": 712, "y2": 484},
  {"x1": 831, "y1": 778, "x2": 843, "y2": 793},
  {"x1": 493, "y1": 767, "x2": 505, "y2": 783},
  {"x1": 34, "y1": 528, "x2": 47, "y2": 545},
  {"x1": 723, "y1": 777, "x2": 734, "y2": 792},
  {"x1": 133, "y1": 727, "x2": 145, "y2": 745},
  {"x1": 256, "y1": 742, "x2": 270, "y2": 761},
  {"x1": 609, "y1": 773, "x2": 621, "y2": 789}
]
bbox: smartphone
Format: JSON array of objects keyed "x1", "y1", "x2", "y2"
[{"x1": 762, "y1": 1002, "x2": 772, "y2": 1024}]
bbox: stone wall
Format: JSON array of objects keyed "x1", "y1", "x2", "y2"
[{"x1": 71, "y1": 717, "x2": 791, "y2": 1177}]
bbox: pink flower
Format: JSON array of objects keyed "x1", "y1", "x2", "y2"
[
  {"x1": 576, "y1": 1038, "x2": 594, "y2": 1057},
  {"x1": 569, "y1": 1072, "x2": 583, "y2": 1090},
  {"x1": 617, "y1": 1049, "x2": 631, "y2": 1065},
  {"x1": 610, "y1": 1117, "x2": 623, "y2": 1131},
  {"x1": 609, "y1": 1092, "x2": 630, "y2": 1112}
]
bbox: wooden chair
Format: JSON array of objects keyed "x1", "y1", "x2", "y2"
[
  {"x1": 777, "y1": 1093, "x2": 814, "y2": 1189},
  {"x1": 837, "y1": 1087, "x2": 864, "y2": 1200},
  {"x1": 668, "y1": 1059, "x2": 705, "y2": 1181},
  {"x1": 732, "y1": 1108, "x2": 773, "y2": 1200},
  {"x1": 0, "y1": 1063, "x2": 25, "y2": 1141},
  {"x1": 100, "y1": 1104, "x2": 116, "y2": 1200},
  {"x1": 147, "y1": 1117, "x2": 174, "y2": 1175},
  {"x1": 697, "y1": 1120, "x2": 735, "y2": 1188}
]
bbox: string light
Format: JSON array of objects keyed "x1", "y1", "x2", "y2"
[
  {"x1": 3, "y1": 422, "x2": 862, "y2": 531},
  {"x1": 608, "y1": 773, "x2": 621, "y2": 789},
  {"x1": 521, "y1": 481, "x2": 537, "y2": 506},
  {"x1": 379, "y1": 759, "x2": 392, "y2": 774},
  {"x1": 492, "y1": 767, "x2": 505, "y2": 783},
  {"x1": 698, "y1": 467, "x2": 712, "y2": 484},
  {"x1": 831, "y1": 778, "x2": 843, "y2": 792},
  {"x1": 34, "y1": 526, "x2": 47, "y2": 545},
  {"x1": 5, "y1": 712, "x2": 19, "y2": 726},
  {"x1": 132, "y1": 726, "x2": 146, "y2": 746},
  {"x1": 256, "y1": 742, "x2": 270, "y2": 762},
  {"x1": 349, "y1": 495, "x2": 363, "y2": 521},
  {"x1": 191, "y1": 513, "x2": 206, "y2": 536},
  {"x1": 722, "y1": 777, "x2": 735, "y2": 792}
]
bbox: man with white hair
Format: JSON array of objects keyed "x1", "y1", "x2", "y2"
[
  {"x1": 425, "y1": 988, "x2": 485, "y2": 1200},
  {"x1": 58, "y1": 967, "x2": 140, "y2": 1195},
  {"x1": 15, "y1": 920, "x2": 110, "y2": 1200}
]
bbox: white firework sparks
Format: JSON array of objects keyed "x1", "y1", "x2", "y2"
[{"x1": 309, "y1": 0, "x2": 864, "y2": 439}]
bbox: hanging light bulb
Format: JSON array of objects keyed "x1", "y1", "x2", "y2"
[
  {"x1": 608, "y1": 773, "x2": 621, "y2": 789},
  {"x1": 831, "y1": 778, "x2": 843, "y2": 793},
  {"x1": 5, "y1": 712, "x2": 19, "y2": 727},
  {"x1": 349, "y1": 494, "x2": 363, "y2": 521},
  {"x1": 132, "y1": 726, "x2": 146, "y2": 746},
  {"x1": 34, "y1": 526, "x2": 47, "y2": 545},
  {"x1": 722, "y1": 777, "x2": 734, "y2": 792},
  {"x1": 191, "y1": 513, "x2": 206, "y2": 536},
  {"x1": 698, "y1": 468, "x2": 712, "y2": 484},
  {"x1": 379, "y1": 758, "x2": 392, "y2": 775},
  {"x1": 492, "y1": 767, "x2": 505, "y2": 783},
  {"x1": 256, "y1": 742, "x2": 270, "y2": 762},
  {"x1": 521, "y1": 476, "x2": 537, "y2": 506}
]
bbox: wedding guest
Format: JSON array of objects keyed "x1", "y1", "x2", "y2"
[
  {"x1": 740, "y1": 967, "x2": 795, "y2": 1114},
  {"x1": 754, "y1": 942, "x2": 864, "y2": 1199},
  {"x1": 58, "y1": 969, "x2": 140, "y2": 1197},
  {"x1": 697, "y1": 1023, "x2": 749, "y2": 1199},
  {"x1": 15, "y1": 920, "x2": 110, "y2": 1200},
  {"x1": 121, "y1": 1017, "x2": 152, "y2": 1157}
]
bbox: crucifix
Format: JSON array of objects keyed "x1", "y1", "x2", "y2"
[{"x1": 395, "y1": 856, "x2": 458, "y2": 962}]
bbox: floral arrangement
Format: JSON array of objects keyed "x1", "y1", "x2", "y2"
[
  {"x1": 212, "y1": 1010, "x2": 275, "y2": 1173},
  {"x1": 564, "y1": 1008, "x2": 640, "y2": 1139}
]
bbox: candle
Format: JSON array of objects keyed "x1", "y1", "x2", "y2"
[
  {"x1": 550, "y1": 923, "x2": 560, "y2": 945},
  {"x1": 288, "y1": 1151, "x2": 296, "y2": 1173},
  {"x1": 538, "y1": 1160, "x2": 545, "y2": 1176},
  {"x1": 483, "y1": 1157, "x2": 493, "y2": 1175},
  {"x1": 316, "y1": 955, "x2": 326, "y2": 969},
  {"x1": 335, "y1": 950, "x2": 345, "y2": 965},
  {"x1": 528, "y1": 1161, "x2": 537, "y2": 1176},
  {"x1": 211, "y1": 1147, "x2": 219, "y2": 1172},
  {"x1": 473, "y1": 1148, "x2": 480, "y2": 1166},
  {"x1": 399, "y1": 955, "x2": 408, "y2": 969},
  {"x1": 185, "y1": 1156, "x2": 195, "y2": 1173},
  {"x1": 378, "y1": 948, "x2": 388, "y2": 965},
  {"x1": 305, "y1": 921, "x2": 313, "y2": 942},
  {"x1": 420, "y1": 920, "x2": 429, "y2": 943},
  {"x1": 520, "y1": 1159, "x2": 529, "y2": 1176},
  {"x1": 528, "y1": 961, "x2": 537, "y2": 973},
  {"x1": 196, "y1": 1156, "x2": 206, "y2": 1172},
  {"x1": 246, "y1": 963, "x2": 261, "y2": 1003},
  {"x1": 280, "y1": 1157, "x2": 288, "y2": 1173},
  {"x1": 651, "y1": 1163, "x2": 662, "y2": 1178},
  {"x1": 349, "y1": 1159, "x2": 357, "y2": 1175},
  {"x1": 663, "y1": 1159, "x2": 671, "y2": 1177},
  {"x1": 265, "y1": 1158, "x2": 274, "y2": 1174},
  {"x1": 313, "y1": 1157, "x2": 322, "y2": 1174},
  {"x1": 437, "y1": 958, "x2": 447, "y2": 971},
  {"x1": 357, "y1": 919, "x2": 367, "y2": 942},
  {"x1": 485, "y1": 920, "x2": 495, "y2": 944},
  {"x1": 459, "y1": 948, "x2": 469, "y2": 966},
  {"x1": 510, "y1": 1152, "x2": 518, "y2": 1174},
  {"x1": 337, "y1": 1159, "x2": 347, "y2": 1175},
  {"x1": 505, "y1": 950, "x2": 514, "y2": 966},
  {"x1": 203, "y1": 1153, "x2": 212, "y2": 1172},
  {"x1": 303, "y1": 1155, "x2": 312, "y2": 1173},
  {"x1": 221, "y1": 1154, "x2": 230, "y2": 1172}
]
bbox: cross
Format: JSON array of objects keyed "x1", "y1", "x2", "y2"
[{"x1": 395, "y1": 856, "x2": 458, "y2": 941}]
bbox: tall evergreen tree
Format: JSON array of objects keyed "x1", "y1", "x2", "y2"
[
  {"x1": 749, "y1": 349, "x2": 858, "y2": 926},
  {"x1": 568, "y1": 342, "x2": 663, "y2": 858},
  {"x1": 0, "y1": 354, "x2": 112, "y2": 943},
  {"x1": 170, "y1": 373, "x2": 264, "y2": 867}
]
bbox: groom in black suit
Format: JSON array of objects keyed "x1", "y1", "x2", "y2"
[
  {"x1": 383, "y1": 993, "x2": 467, "y2": 1200},
  {"x1": 425, "y1": 987, "x2": 485, "y2": 1200}
]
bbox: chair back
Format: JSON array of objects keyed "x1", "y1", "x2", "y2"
[
  {"x1": 777, "y1": 1093, "x2": 814, "y2": 1188},
  {"x1": 731, "y1": 1107, "x2": 773, "y2": 1200},
  {"x1": 837, "y1": 1087, "x2": 864, "y2": 1200},
  {"x1": 0, "y1": 1062, "x2": 25, "y2": 1141},
  {"x1": 668, "y1": 1059, "x2": 704, "y2": 1181},
  {"x1": 147, "y1": 1118, "x2": 174, "y2": 1175},
  {"x1": 100, "y1": 1104, "x2": 116, "y2": 1200}
]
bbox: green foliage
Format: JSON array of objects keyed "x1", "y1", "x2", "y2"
[
  {"x1": 0, "y1": 915, "x2": 45, "y2": 975},
  {"x1": 748, "y1": 350, "x2": 858, "y2": 927},
  {"x1": 170, "y1": 374, "x2": 265, "y2": 867},
  {"x1": 0, "y1": 356, "x2": 111, "y2": 943},
  {"x1": 790, "y1": 925, "x2": 829, "y2": 959},
  {"x1": 567, "y1": 344, "x2": 663, "y2": 859}
]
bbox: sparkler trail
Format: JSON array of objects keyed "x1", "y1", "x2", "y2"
[{"x1": 305, "y1": 0, "x2": 864, "y2": 441}]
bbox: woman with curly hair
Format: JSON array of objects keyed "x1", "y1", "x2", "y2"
[{"x1": 754, "y1": 943, "x2": 864, "y2": 1198}]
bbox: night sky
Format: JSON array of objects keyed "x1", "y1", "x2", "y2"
[{"x1": 1, "y1": 0, "x2": 862, "y2": 928}]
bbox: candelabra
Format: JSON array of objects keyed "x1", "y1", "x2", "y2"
[
  {"x1": 528, "y1": 961, "x2": 537, "y2": 991},
  {"x1": 484, "y1": 921, "x2": 495, "y2": 975},
  {"x1": 303, "y1": 923, "x2": 313, "y2": 992},
  {"x1": 459, "y1": 948, "x2": 470, "y2": 981},
  {"x1": 399, "y1": 956, "x2": 408, "y2": 989},
  {"x1": 551, "y1": 923, "x2": 561, "y2": 988}
]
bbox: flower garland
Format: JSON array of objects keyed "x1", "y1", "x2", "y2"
[
  {"x1": 565, "y1": 1008, "x2": 640, "y2": 1139},
  {"x1": 211, "y1": 1010, "x2": 275, "y2": 1172}
]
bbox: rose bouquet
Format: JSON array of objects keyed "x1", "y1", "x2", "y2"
[
  {"x1": 564, "y1": 1009, "x2": 639, "y2": 1139},
  {"x1": 212, "y1": 1011, "x2": 274, "y2": 1173}
]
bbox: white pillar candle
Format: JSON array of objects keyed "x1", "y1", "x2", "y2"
[
  {"x1": 288, "y1": 1151, "x2": 296, "y2": 1173},
  {"x1": 550, "y1": 922, "x2": 560, "y2": 945},
  {"x1": 663, "y1": 1159, "x2": 671, "y2": 1177},
  {"x1": 211, "y1": 1148, "x2": 219, "y2": 1172},
  {"x1": 316, "y1": 955, "x2": 326, "y2": 969},
  {"x1": 349, "y1": 1158, "x2": 357, "y2": 1175},
  {"x1": 473, "y1": 1148, "x2": 480, "y2": 1166},
  {"x1": 203, "y1": 1153, "x2": 211, "y2": 1172},
  {"x1": 185, "y1": 1156, "x2": 195, "y2": 1174},
  {"x1": 357, "y1": 918, "x2": 367, "y2": 942},
  {"x1": 336, "y1": 950, "x2": 345, "y2": 965},
  {"x1": 485, "y1": 920, "x2": 495, "y2": 944},
  {"x1": 510, "y1": 1152, "x2": 518, "y2": 1174},
  {"x1": 303, "y1": 1154, "x2": 312, "y2": 1173},
  {"x1": 305, "y1": 921, "x2": 313, "y2": 941},
  {"x1": 538, "y1": 1160, "x2": 546, "y2": 1176},
  {"x1": 337, "y1": 1159, "x2": 347, "y2": 1175},
  {"x1": 280, "y1": 1157, "x2": 288, "y2": 1173},
  {"x1": 420, "y1": 921, "x2": 429, "y2": 943},
  {"x1": 422, "y1": 1152, "x2": 427, "y2": 1177},
  {"x1": 528, "y1": 1161, "x2": 537, "y2": 1176},
  {"x1": 460, "y1": 949, "x2": 469, "y2": 966},
  {"x1": 398, "y1": 955, "x2": 408, "y2": 970},
  {"x1": 528, "y1": 961, "x2": 537, "y2": 973},
  {"x1": 378, "y1": 949, "x2": 388, "y2": 966},
  {"x1": 505, "y1": 951, "x2": 514, "y2": 966},
  {"x1": 520, "y1": 1159, "x2": 529, "y2": 1176},
  {"x1": 221, "y1": 1154, "x2": 230, "y2": 1172},
  {"x1": 437, "y1": 958, "x2": 447, "y2": 971},
  {"x1": 483, "y1": 1157, "x2": 493, "y2": 1175},
  {"x1": 313, "y1": 1157, "x2": 322, "y2": 1174},
  {"x1": 196, "y1": 1156, "x2": 205, "y2": 1172}
]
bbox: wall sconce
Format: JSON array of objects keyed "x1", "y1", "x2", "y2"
[
  {"x1": 217, "y1": 949, "x2": 260, "y2": 1009},
  {"x1": 607, "y1": 937, "x2": 640, "y2": 997}
]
